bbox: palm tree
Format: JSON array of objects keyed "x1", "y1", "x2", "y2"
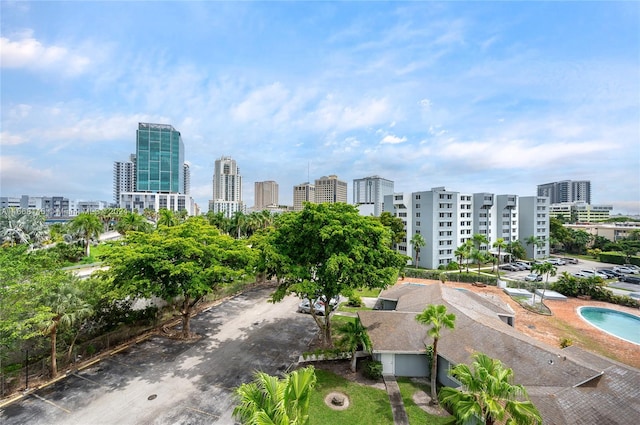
[
  {"x1": 40, "y1": 280, "x2": 93, "y2": 377},
  {"x1": 115, "y1": 212, "x2": 152, "y2": 235},
  {"x1": 454, "y1": 245, "x2": 466, "y2": 273},
  {"x1": 472, "y1": 233, "x2": 489, "y2": 250},
  {"x1": 157, "y1": 209, "x2": 178, "y2": 227},
  {"x1": 69, "y1": 213, "x2": 103, "y2": 257},
  {"x1": 440, "y1": 352, "x2": 542, "y2": 425},
  {"x1": 336, "y1": 317, "x2": 372, "y2": 372},
  {"x1": 471, "y1": 249, "x2": 489, "y2": 275},
  {"x1": 531, "y1": 261, "x2": 557, "y2": 303},
  {"x1": 415, "y1": 304, "x2": 456, "y2": 405},
  {"x1": 493, "y1": 238, "x2": 507, "y2": 277},
  {"x1": 409, "y1": 233, "x2": 426, "y2": 267},
  {"x1": 233, "y1": 366, "x2": 317, "y2": 425}
]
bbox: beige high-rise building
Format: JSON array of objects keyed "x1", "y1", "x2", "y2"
[
  {"x1": 293, "y1": 182, "x2": 315, "y2": 211},
  {"x1": 314, "y1": 175, "x2": 347, "y2": 204},
  {"x1": 254, "y1": 180, "x2": 279, "y2": 210}
]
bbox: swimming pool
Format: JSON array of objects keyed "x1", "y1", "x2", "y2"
[{"x1": 578, "y1": 307, "x2": 640, "y2": 345}]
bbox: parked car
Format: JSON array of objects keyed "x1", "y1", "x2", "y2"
[
  {"x1": 563, "y1": 257, "x2": 579, "y2": 264},
  {"x1": 579, "y1": 269, "x2": 607, "y2": 279},
  {"x1": 514, "y1": 261, "x2": 531, "y2": 270},
  {"x1": 298, "y1": 295, "x2": 340, "y2": 315},
  {"x1": 623, "y1": 264, "x2": 640, "y2": 272},
  {"x1": 572, "y1": 272, "x2": 590, "y2": 278},
  {"x1": 500, "y1": 264, "x2": 520, "y2": 272},
  {"x1": 597, "y1": 269, "x2": 620, "y2": 279},
  {"x1": 545, "y1": 258, "x2": 566, "y2": 266},
  {"x1": 524, "y1": 273, "x2": 542, "y2": 282},
  {"x1": 613, "y1": 266, "x2": 637, "y2": 274},
  {"x1": 620, "y1": 275, "x2": 640, "y2": 285}
]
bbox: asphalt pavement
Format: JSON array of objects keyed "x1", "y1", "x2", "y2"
[{"x1": 0, "y1": 286, "x2": 318, "y2": 425}]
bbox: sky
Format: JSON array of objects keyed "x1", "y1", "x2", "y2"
[{"x1": 1, "y1": 1, "x2": 639, "y2": 215}]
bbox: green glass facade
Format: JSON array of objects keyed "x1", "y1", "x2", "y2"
[{"x1": 136, "y1": 123, "x2": 184, "y2": 193}]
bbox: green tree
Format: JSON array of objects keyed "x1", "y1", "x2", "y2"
[
  {"x1": 233, "y1": 366, "x2": 317, "y2": 425},
  {"x1": 506, "y1": 240, "x2": 527, "y2": 260},
  {"x1": 115, "y1": 212, "x2": 153, "y2": 235},
  {"x1": 440, "y1": 353, "x2": 542, "y2": 425},
  {"x1": 100, "y1": 217, "x2": 254, "y2": 338},
  {"x1": 39, "y1": 278, "x2": 93, "y2": 377},
  {"x1": 531, "y1": 262, "x2": 557, "y2": 303},
  {"x1": 416, "y1": 304, "x2": 456, "y2": 405},
  {"x1": 409, "y1": 233, "x2": 426, "y2": 267},
  {"x1": 336, "y1": 317, "x2": 372, "y2": 372},
  {"x1": 492, "y1": 238, "x2": 507, "y2": 276},
  {"x1": 270, "y1": 203, "x2": 406, "y2": 345},
  {"x1": 470, "y1": 249, "x2": 489, "y2": 274},
  {"x1": 69, "y1": 212, "x2": 103, "y2": 257},
  {"x1": 157, "y1": 208, "x2": 178, "y2": 228},
  {"x1": 472, "y1": 233, "x2": 489, "y2": 250},
  {"x1": 378, "y1": 212, "x2": 406, "y2": 248}
]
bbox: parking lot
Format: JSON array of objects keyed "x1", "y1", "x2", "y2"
[{"x1": 0, "y1": 286, "x2": 318, "y2": 425}]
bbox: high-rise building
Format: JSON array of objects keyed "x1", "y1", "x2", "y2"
[
  {"x1": 519, "y1": 196, "x2": 550, "y2": 259},
  {"x1": 254, "y1": 181, "x2": 279, "y2": 210},
  {"x1": 495, "y1": 194, "x2": 519, "y2": 244},
  {"x1": 537, "y1": 180, "x2": 591, "y2": 204},
  {"x1": 209, "y1": 156, "x2": 243, "y2": 217},
  {"x1": 383, "y1": 192, "x2": 414, "y2": 260},
  {"x1": 314, "y1": 175, "x2": 347, "y2": 204},
  {"x1": 353, "y1": 176, "x2": 394, "y2": 216},
  {"x1": 183, "y1": 163, "x2": 190, "y2": 195},
  {"x1": 136, "y1": 123, "x2": 185, "y2": 194},
  {"x1": 116, "y1": 123, "x2": 194, "y2": 215},
  {"x1": 113, "y1": 154, "x2": 136, "y2": 206},
  {"x1": 293, "y1": 182, "x2": 315, "y2": 211}
]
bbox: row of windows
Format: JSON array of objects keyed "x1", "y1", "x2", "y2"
[
  {"x1": 439, "y1": 203, "x2": 453, "y2": 208},
  {"x1": 460, "y1": 229, "x2": 472, "y2": 235},
  {"x1": 439, "y1": 212, "x2": 453, "y2": 218},
  {"x1": 439, "y1": 240, "x2": 453, "y2": 246}
]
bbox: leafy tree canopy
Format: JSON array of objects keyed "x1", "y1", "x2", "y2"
[
  {"x1": 100, "y1": 216, "x2": 255, "y2": 338},
  {"x1": 270, "y1": 203, "x2": 407, "y2": 344}
]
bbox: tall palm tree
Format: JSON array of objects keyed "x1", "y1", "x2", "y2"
[
  {"x1": 472, "y1": 233, "x2": 489, "y2": 250},
  {"x1": 69, "y1": 213, "x2": 103, "y2": 257},
  {"x1": 40, "y1": 280, "x2": 93, "y2": 377},
  {"x1": 415, "y1": 304, "x2": 456, "y2": 405},
  {"x1": 157, "y1": 209, "x2": 178, "y2": 227},
  {"x1": 409, "y1": 233, "x2": 426, "y2": 267},
  {"x1": 233, "y1": 366, "x2": 317, "y2": 425},
  {"x1": 493, "y1": 238, "x2": 507, "y2": 277},
  {"x1": 440, "y1": 352, "x2": 542, "y2": 425},
  {"x1": 471, "y1": 249, "x2": 489, "y2": 275},
  {"x1": 336, "y1": 317, "x2": 372, "y2": 372},
  {"x1": 115, "y1": 212, "x2": 152, "y2": 235},
  {"x1": 531, "y1": 261, "x2": 557, "y2": 303}
]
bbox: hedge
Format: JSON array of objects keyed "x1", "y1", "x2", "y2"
[
  {"x1": 403, "y1": 268, "x2": 497, "y2": 286},
  {"x1": 598, "y1": 252, "x2": 640, "y2": 266}
]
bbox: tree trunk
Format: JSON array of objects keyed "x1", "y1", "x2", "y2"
[
  {"x1": 430, "y1": 338, "x2": 439, "y2": 405},
  {"x1": 85, "y1": 237, "x2": 91, "y2": 257},
  {"x1": 50, "y1": 323, "x2": 58, "y2": 378},
  {"x1": 350, "y1": 351, "x2": 357, "y2": 373},
  {"x1": 181, "y1": 296, "x2": 192, "y2": 339}
]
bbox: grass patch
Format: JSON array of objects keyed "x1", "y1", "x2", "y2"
[
  {"x1": 354, "y1": 287, "x2": 383, "y2": 298},
  {"x1": 338, "y1": 305, "x2": 372, "y2": 314},
  {"x1": 331, "y1": 315, "x2": 356, "y2": 328},
  {"x1": 309, "y1": 369, "x2": 393, "y2": 425},
  {"x1": 397, "y1": 378, "x2": 455, "y2": 425}
]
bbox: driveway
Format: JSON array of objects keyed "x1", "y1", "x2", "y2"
[{"x1": 0, "y1": 286, "x2": 317, "y2": 425}]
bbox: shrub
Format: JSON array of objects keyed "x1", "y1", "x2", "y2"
[
  {"x1": 559, "y1": 337, "x2": 573, "y2": 348},
  {"x1": 347, "y1": 294, "x2": 363, "y2": 307},
  {"x1": 362, "y1": 360, "x2": 383, "y2": 380}
]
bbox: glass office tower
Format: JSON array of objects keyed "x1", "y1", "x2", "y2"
[{"x1": 136, "y1": 123, "x2": 184, "y2": 193}]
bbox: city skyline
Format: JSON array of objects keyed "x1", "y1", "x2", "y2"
[{"x1": 1, "y1": 2, "x2": 639, "y2": 214}]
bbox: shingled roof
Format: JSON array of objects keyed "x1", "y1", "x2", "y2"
[{"x1": 358, "y1": 282, "x2": 640, "y2": 423}]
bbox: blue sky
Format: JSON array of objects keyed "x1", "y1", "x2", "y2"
[{"x1": 2, "y1": 1, "x2": 639, "y2": 214}]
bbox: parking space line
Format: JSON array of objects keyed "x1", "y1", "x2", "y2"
[
  {"x1": 185, "y1": 405, "x2": 219, "y2": 419},
  {"x1": 29, "y1": 393, "x2": 71, "y2": 414},
  {"x1": 70, "y1": 372, "x2": 108, "y2": 388}
]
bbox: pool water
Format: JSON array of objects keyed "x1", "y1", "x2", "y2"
[{"x1": 578, "y1": 307, "x2": 640, "y2": 345}]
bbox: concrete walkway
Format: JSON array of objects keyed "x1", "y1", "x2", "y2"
[{"x1": 383, "y1": 375, "x2": 409, "y2": 425}]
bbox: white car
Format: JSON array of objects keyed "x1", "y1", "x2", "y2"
[
  {"x1": 614, "y1": 266, "x2": 638, "y2": 274},
  {"x1": 579, "y1": 269, "x2": 607, "y2": 279},
  {"x1": 524, "y1": 273, "x2": 542, "y2": 282},
  {"x1": 546, "y1": 258, "x2": 566, "y2": 266}
]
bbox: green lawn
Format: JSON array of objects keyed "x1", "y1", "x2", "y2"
[
  {"x1": 309, "y1": 369, "x2": 394, "y2": 425},
  {"x1": 354, "y1": 287, "x2": 383, "y2": 298},
  {"x1": 396, "y1": 378, "x2": 455, "y2": 425}
]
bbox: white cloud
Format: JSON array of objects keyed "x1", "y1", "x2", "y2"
[
  {"x1": 380, "y1": 134, "x2": 407, "y2": 144},
  {"x1": 0, "y1": 131, "x2": 26, "y2": 146},
  {"x1": 310, "y1": 96, "x2": 391, "y2": 132},
  {"x1": 1, "y1": 34, "x2": 91, "y2": 76}
]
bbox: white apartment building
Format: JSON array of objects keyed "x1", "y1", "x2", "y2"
[
  {"x1": 113, "y1": 154, "x2": 136, "y2": 206},
  {"x1": 353, "y1": 175, "x2": 394, "y2": 217},
  {"x1": 120, "y1": 192, "x2": 195, "y2": 216},
  {"x1": 495, "y1": 194, "x2": 519, "y2": 244},
  {"x1": 293, "y1": 182, "x2": 315, "y2": 211},
  {"x1": 519, "y1": 196, "x2": 550, "y2": 260},
  {"x1": 472, "y1": 193, "x2": 495, "y2": 250},
  {"x1": 383, "y1": 192, "x2": 413, "y2": 260},
  {"x1": 210, "y1": 156, "x2": 243, "y2": 217}
]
